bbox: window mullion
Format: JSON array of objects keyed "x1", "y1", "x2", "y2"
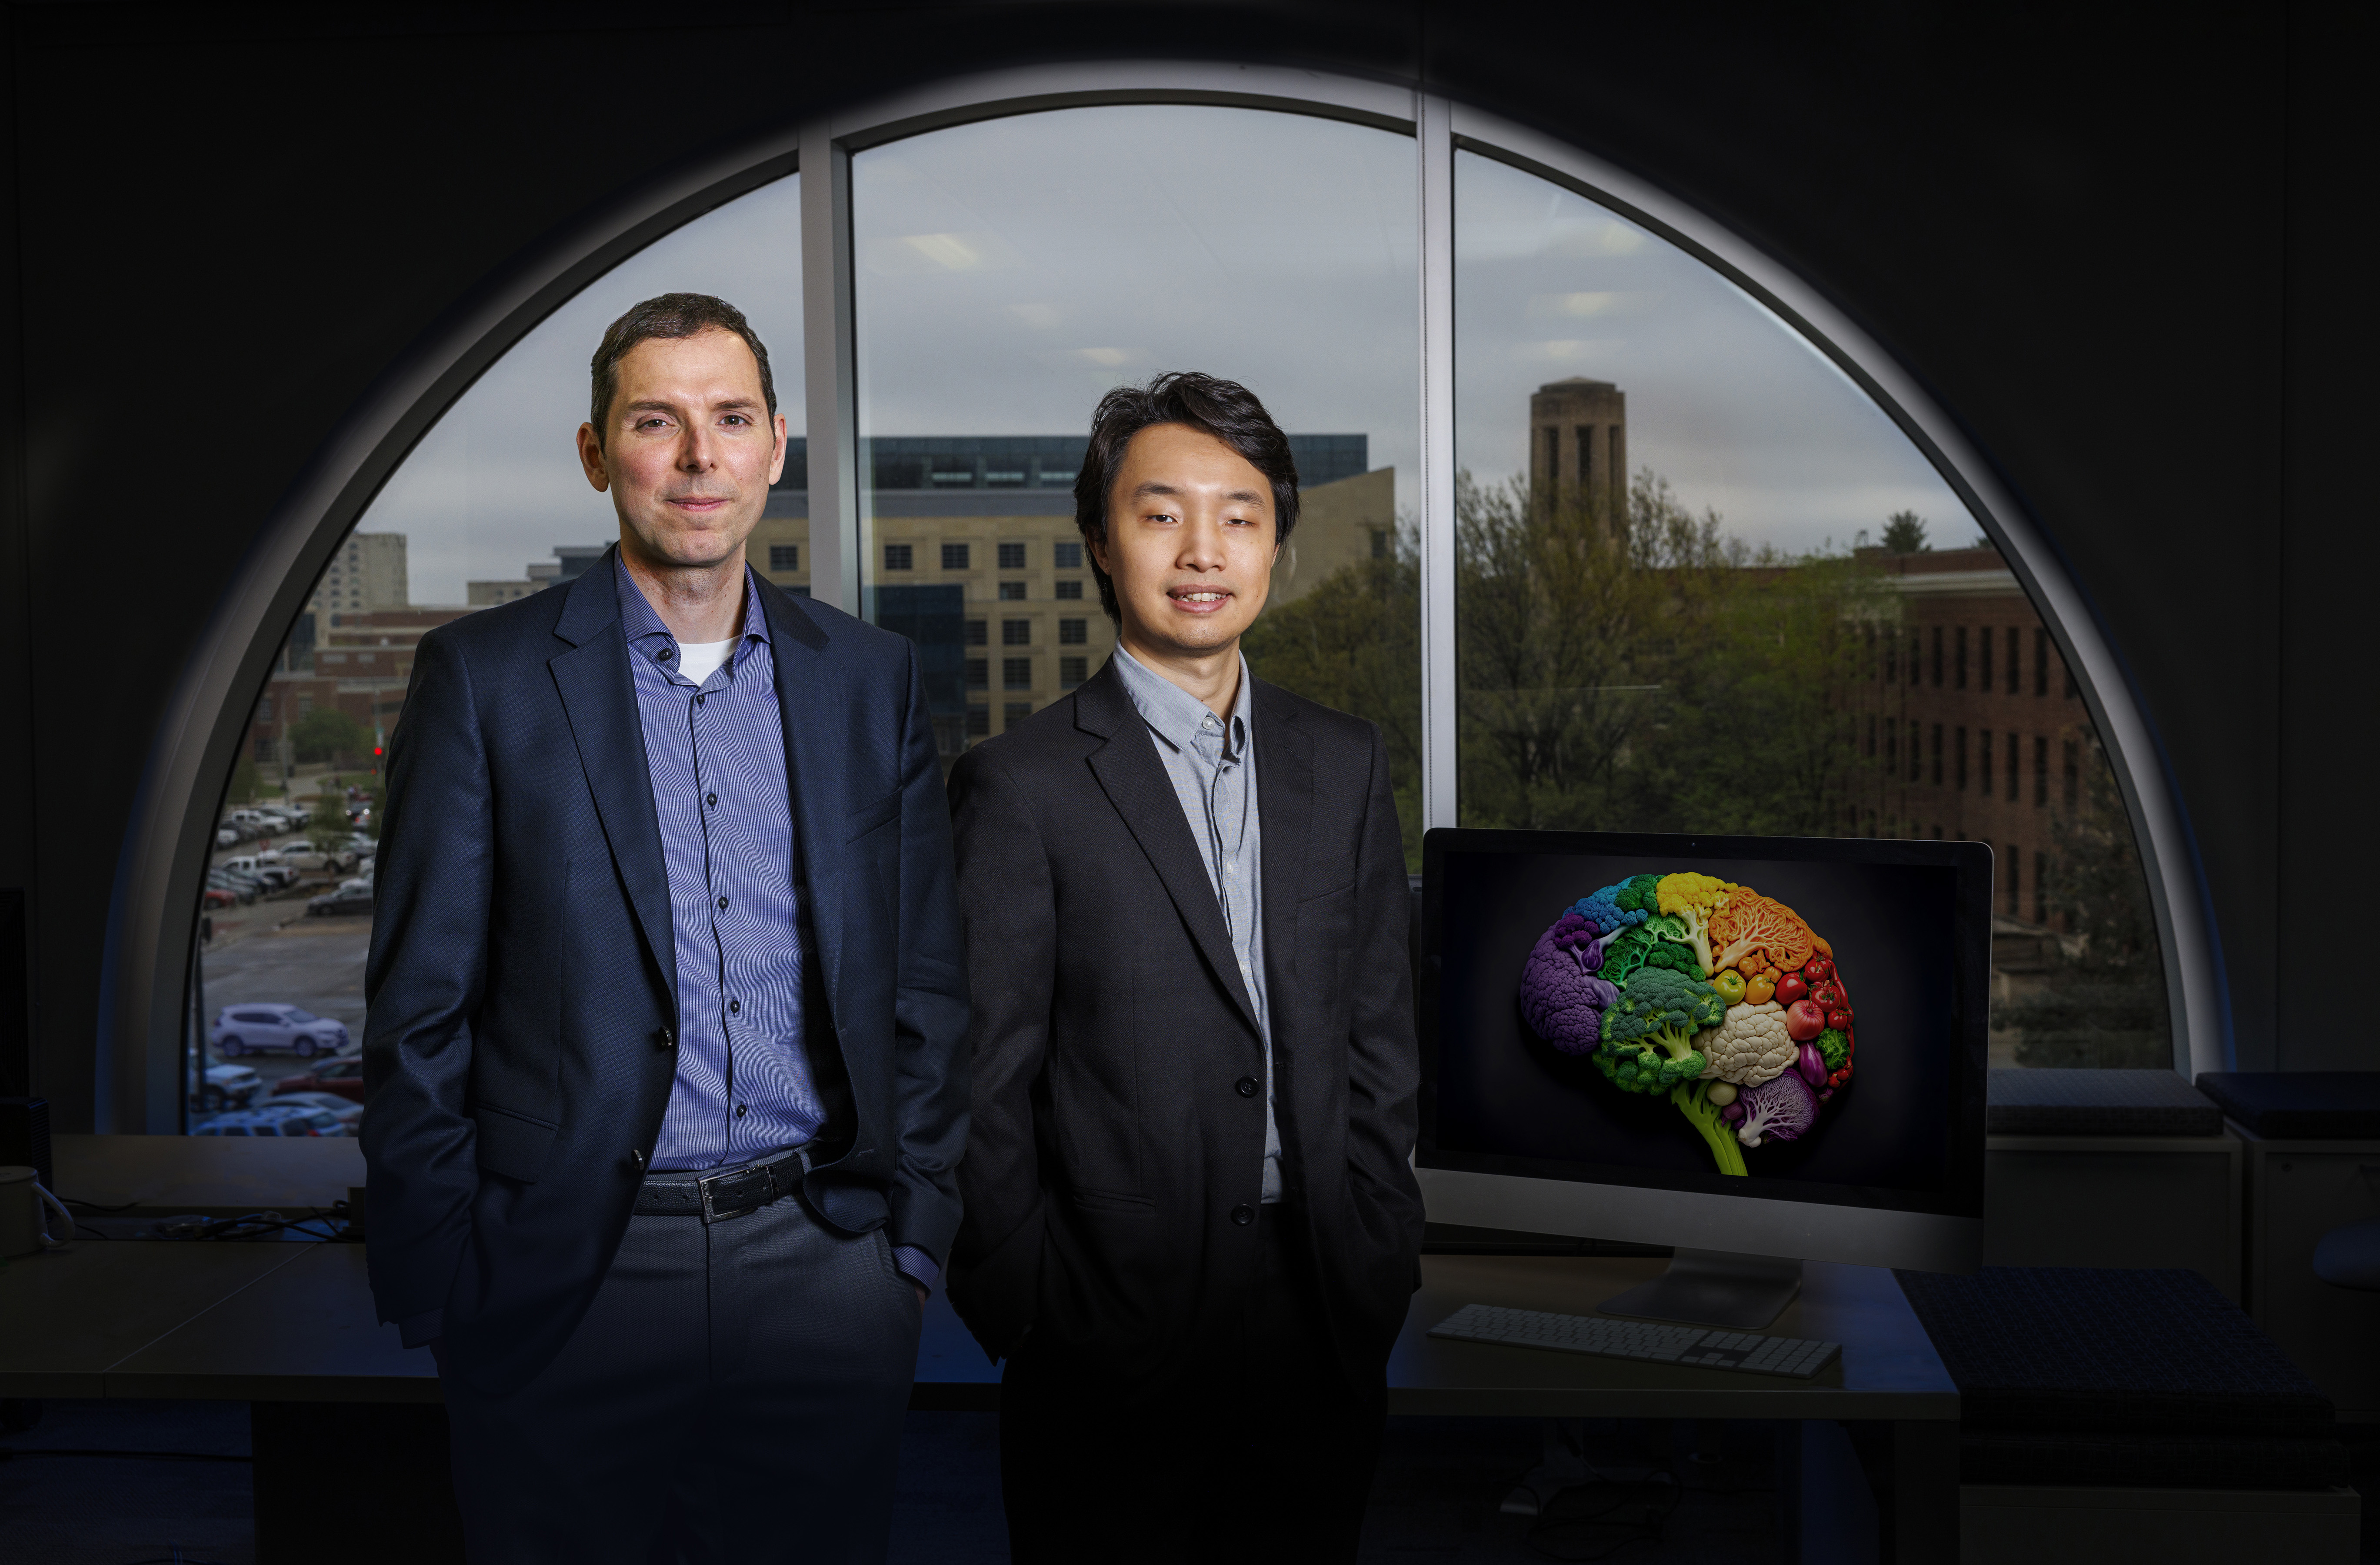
[
  {"x1": 1417, "y1": 93, "x2": 1458, "y2": 830},
  {"x1": 799, "y1": 125, "x2": 860, "y2": 613}
]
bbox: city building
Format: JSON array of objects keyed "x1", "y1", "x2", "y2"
[
  {"x1": 305, "y1": 531, "x2": 410, "y2": 619},
  {"x1": 1841, "y1": 546, "x2": 2088, "y2": 915},
  {"x1": 1530, "y1": 377, "x2": 1628, "y2": 530},
  {"x1": 744, "y1": 433, "x2": 1382, "y2": 753}
]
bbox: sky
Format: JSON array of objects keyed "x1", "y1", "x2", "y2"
[{"x1": 357, "y1": 106, "x2": 1973, "y2": 608}]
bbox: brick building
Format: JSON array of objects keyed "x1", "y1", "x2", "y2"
[{"x1": 1840, "y1": 545, "x2": 2095, "y2": 929}]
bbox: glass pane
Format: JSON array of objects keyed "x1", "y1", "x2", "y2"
[
  {"x1": 1452, "y1": 149, "x2": 2168, "y2": 1069},
  {"x1": 851, "y1": 106, "x2": 1420, "y2": 836},
  {"x1": 189, "y1": 174, "x2": 804, "y2": 1128}
]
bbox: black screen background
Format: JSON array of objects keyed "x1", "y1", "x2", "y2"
[{"x1": 1430, "y1": 847, "x2": 1966, "y2": 1209}]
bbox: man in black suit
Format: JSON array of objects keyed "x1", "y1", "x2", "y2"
[
  {"x1": 947, "y1": 372, "x2": 1424, "y2": 1562},
  {"x1": 362, "y1": 293, "x2": 969, "y2": 1562}
]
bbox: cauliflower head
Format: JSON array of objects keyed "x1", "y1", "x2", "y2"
[{"x1": 1695, "y1": 1001, "x2": 1797, "y2": 1088}]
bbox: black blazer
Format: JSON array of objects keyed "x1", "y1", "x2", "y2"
[
  {"x1": 945, "y1": 658, "x2": 1423, "y2": 1390},
  {"x1": 360, "y1": 552, "x2": 970, "y2": 1395}
]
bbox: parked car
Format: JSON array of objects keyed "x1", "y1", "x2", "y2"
[
  {"x1": 199, "y1": 1059, "x2": 263, "y2": 1111},
  {"x1": 215, "y1": 827, "x2": 240, "y2": 848},
  {"x1": 206, "y1": 870, "x2": 259, "y2": 904},
  {"x1": 272, "y1": 842, "x2": 355, "y2": 874},
  {"x1": 256, "y1": 1092, "x2": 365, "y2": 1134},
  {"x1": 210, "y1": 1004, "x2": 352, "y2": 1058},
  {"x1": 275, "y1": 1054, "x2": 367, "y2": 1103},
  {"x1": 307, "y1": 884, "x2": 374, "y2": 918},
  {"x1": 202, "y1": 886, "x2": 238, "y2": 910},
  {"x1": 193, "y1": 1104, "x2": 347, "y2": 1138}
]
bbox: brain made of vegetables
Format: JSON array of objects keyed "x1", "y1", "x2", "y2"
[{"x1": 1516, "y1": 872, "x2": 1858, "y2": 1178}]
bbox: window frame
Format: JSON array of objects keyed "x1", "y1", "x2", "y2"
[{"x1": 105, "y1": 60, "x2": 2219, "y2": 1134}]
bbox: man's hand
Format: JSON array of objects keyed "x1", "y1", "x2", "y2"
[{"x1": 913, "y1": 1282, "x2": 929, "y2": 1309}]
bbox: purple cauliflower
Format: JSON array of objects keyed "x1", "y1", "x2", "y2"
[
  {"x1": 1519, "y1": 912, "x2": 1620, "y2": 1055},
  {"x1": 1735, "y1": 1071, "x2": 1817, "y2": 1149}
]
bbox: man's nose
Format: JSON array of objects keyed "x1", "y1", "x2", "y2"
[{"x1": 679, "y1": 426, "x2": 714, "y2": 470}]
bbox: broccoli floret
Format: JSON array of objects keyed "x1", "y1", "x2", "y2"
[
  {"x1": 1601, "y1": 966, "x2": 1727, "y2": 1064},
  {"x1": 1573, "y1": 875, "x2": 1661, "y2": 937},
  {"x1": 1815, "y1": 1027, "x2": 1848, "y2": 1072}
]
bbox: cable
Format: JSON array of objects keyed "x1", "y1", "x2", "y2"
[{"x1": 60, "y1": 1193, "x2": 143, "y2": 1212}]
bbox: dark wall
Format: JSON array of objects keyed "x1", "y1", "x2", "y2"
[{"x1": 0, "y1": 2, "x2": 2359, "y2": 1125}]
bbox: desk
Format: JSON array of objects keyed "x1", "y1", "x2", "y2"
[
  {"x1": 52, "y1": 1131, "x2": 365, "y2": 1217},
  {"x1": 0, "y1": 1241, "x2": 1956, "y2": 1560}
]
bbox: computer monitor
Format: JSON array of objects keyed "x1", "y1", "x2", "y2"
[{"x1": 1417, "y1": 828, "x2": 1990, "y2": 1328}]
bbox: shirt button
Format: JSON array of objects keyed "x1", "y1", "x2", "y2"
[
  {"x1": 736, "y1": 1104, "x2": 748, "y2": 1119},
  {"x1": 658, "y1": 648, "x2": 673, "y2": 661},
  {"x1": 729, "y1": 998, "x2": 740, "y2": 1014},
  {"x1": 1236, "y1": 1076, "x2": 1259, "y2": 1098},
  {"x1": 630, "y1": 1149, "x2": 647, "y2": 1172},
  {"x1": 1230, "y1": 1204, "x2": 1255, "y2": 1226},
  {"x1": 707, "y1": 793, "x2": 718, "y2": 808},
  {"x1": 717, "y1": 896, "x2": 729, "y2": 911},
  {"x1": 697, "y1": 694, "x2": 706, "y2": 708}
]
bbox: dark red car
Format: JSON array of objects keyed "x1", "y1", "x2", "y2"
[{"x1": 274, "y1": 1054, "x2": 366, "y2": 1102}]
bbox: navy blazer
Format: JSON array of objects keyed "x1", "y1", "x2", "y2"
[{"x1": 360, "y1": 549, "x2": 970, "y2": 1395}]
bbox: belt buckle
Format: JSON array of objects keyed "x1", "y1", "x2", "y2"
[{"x1": 698, "y1": 1163, "x2": 770, "y2": 1224}]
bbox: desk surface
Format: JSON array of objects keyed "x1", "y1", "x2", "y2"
[{"x1": 0, "y1": 1241, "x2": 1953, "y2": 1422}]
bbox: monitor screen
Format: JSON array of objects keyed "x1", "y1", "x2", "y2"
[{"x1": 1420, "y1": 829, "x2": 1990, "y2": 1227}]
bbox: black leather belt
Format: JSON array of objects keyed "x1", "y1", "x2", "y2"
[{"x1": 634, "y1": 1147, "x2": 808, "y2": 1223}]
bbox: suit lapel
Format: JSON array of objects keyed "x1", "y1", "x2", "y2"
[
  {"x1": 760, "y1": 579, "x2": 851, "y2": 1026},
  {"x1": 1253, "y1": 679, "x2": 1313, "y2": 1004},
  {"x1": 547, "y1": 555, "x2": 677, "y2": 1019},
  {"x1": 1077, "y1": 663, "x2": 1264, "y2": 1038}
]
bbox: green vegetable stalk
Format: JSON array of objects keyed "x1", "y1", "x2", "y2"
[{"x1": 1671, "y1": 1081, "x2": 1748, "y2": 1177}]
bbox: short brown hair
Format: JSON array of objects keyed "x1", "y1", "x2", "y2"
[
  {"x1": 1073, "y1": 372, "x2": 1301, "y2": 620},
  {"x1": 588, "y1": 293, "x2": 777, "y2": 440}
]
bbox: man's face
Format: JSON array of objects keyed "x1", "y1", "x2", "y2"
[
  {"x1": 1091, "y1": 422, "x2": 1277, "y2": 660},
  {"x1": 577, "y1": 329, "x2": 787, "y2": 569}
]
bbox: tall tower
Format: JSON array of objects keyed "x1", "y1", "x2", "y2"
[{"x1": 1529, "y1": 377, "x2": 1627, "y2": 532}]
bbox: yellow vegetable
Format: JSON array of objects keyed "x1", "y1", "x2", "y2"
[
  {"x1": 1712, "y1": 969, "x2": 1747, "y2": 1005},
  {"x1": 1745, "y1": 973, "x2": 1776, "y2": 1006}
]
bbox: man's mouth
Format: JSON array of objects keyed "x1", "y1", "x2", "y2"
[{"x1": 1168, "y1": 587, "x2": 1232, "y2": 613}]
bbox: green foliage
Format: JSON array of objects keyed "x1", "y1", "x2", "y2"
[
  {"x1": 290, "y1": 706, "x2": 371, "y2": 765},
  {"x1": 224, "y1": 754, "x2": 261, "y2": 805},
  {"x1": 2001, "y1": 739, "x2": 2173, "y2": 1069},
  {"x1": 1241, "y1": 533, "x2": 1422, "y2": 871},
  {"x1": 1880, "y1": 510, "x2": 1930, "y2": 553}
]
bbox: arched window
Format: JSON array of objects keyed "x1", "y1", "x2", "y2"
[{"x1": 133, "y1": 66, "x2": 2204, "y2": 1132}]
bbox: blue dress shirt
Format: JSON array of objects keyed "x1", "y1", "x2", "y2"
[
  {"x1": 1109, "y1": 645, "x2": 1281, "y2": 1203},
  {"x1": 617, "y1": 556, "x2": 937, "y2": 1290}
]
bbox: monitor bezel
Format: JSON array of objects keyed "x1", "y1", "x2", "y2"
[{"x1": 1417, "y1": 826, "x2": 1992, "y2": 1272}]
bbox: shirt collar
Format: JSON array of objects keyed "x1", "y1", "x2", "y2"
[
  {"x1": 1110, "y1": 643, "x2": 1252, "y2": 761},
  {"x1": 613, "y1": 549, "x2": 771, "y2": 653}
]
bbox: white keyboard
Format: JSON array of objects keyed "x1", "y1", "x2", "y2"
[{"x1": 1429, "y1": 1302, "x2": 1840, "y2": 1379}]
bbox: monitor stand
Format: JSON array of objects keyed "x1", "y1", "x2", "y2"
[{"x1": 1595, "y1": 1249, "x2": 1802, "y2": 1330}]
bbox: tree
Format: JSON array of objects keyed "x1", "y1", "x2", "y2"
[
  {"x1": 1242, "y1": 529, "x2": 1422, "y2": 867},
  {"x1": 225, "y1": 753, "x2": 261, "y2": 805},
  {"x1": 1880, "y1": 510, "x2": 1930, "y2": 553},
  {"x1": 1997, "y1": 738, "x2": 2172, "y2": 1068},
  {"x1": 290, "y1": 706, "x2": 371, "y2": 766}
]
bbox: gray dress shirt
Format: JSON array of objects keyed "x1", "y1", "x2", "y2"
[{"x1": 1109, "y1": 645, "x2": 1282, "y2": 1203}]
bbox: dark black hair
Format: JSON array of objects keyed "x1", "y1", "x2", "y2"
[
  {"x1": 1073, "y1": 371, "x2": 1301, "y2": 620},
  {"x1": 589, "y1": 292, "x2": 776, "y2": 440}
]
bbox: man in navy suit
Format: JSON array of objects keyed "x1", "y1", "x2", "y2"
[{"x1": 361, "y1": 293, "x2": 969, "y2": 1563}]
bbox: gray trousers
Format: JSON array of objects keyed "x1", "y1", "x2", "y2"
[{"x1": 442, "y1": 1191, "x2": 923, "y2": 1565}]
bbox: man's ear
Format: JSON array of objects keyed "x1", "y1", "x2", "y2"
[{"x1": 576, "y1": 423, "x2": 611, "y2": 493}]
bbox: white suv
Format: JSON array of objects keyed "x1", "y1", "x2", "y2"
[{"x1": 210, "y1": 1004, "x2": 353, "y2": 1058}]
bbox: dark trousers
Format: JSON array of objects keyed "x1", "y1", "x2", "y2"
[
  {"x1": 441, "y1": 1190, "x2": 922, "y2": 1565},
  {"x1": 998, "y1": 1206, "x2": 1387, "y2": 1564}
]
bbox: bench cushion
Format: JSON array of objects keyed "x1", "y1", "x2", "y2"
[
  {"x1": 1897, "y1": 1267, "x2": 2331, "y2": 1438},
  {"x1": 2195, "y1": 1072, "x2": 2380, "y2": 1139},
  {"x1": 1986, "y1": 1068, "x2": 2222, "y2": 1136}
]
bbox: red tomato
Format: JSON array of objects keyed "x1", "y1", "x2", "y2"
[
  {"x1": 1826, "y1": 1007, "x2": 1853, "y2": 1031},
  {"x1": 1809, "y1": 982, "x2": 1843, "y2": 1009},
  {"x1": 1775, "y1": 972, "x2": 1810, "y2": 1006},
  {"x1": 1803, "y1": 957, "x2": 1833, "y2": 983}
]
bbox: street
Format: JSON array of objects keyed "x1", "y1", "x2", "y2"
[{"x1": 200, "y1": 914, "x2": 373, "y2": 1040}]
